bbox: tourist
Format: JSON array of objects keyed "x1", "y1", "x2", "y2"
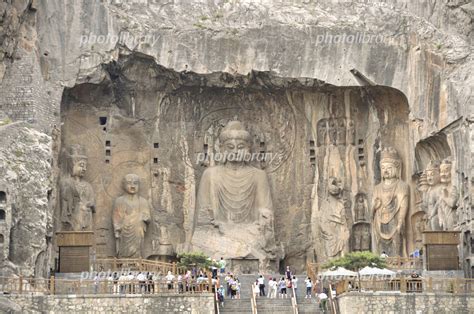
[
  {"x1": 137, "y1": 272, "x2": 147, "y2": 293},
  {"x1": 217, "y1": 285, "x2": 225, "y2": 307},
  {"x1": 253, "y1": 280, "x2": 260, "y2": 298},
  {"x1": 285, "y1": 266, "x2": 292, "y2": 280},
  {"x1": 112, "y1": 272, "x2": 119, "y2": 294},
  {"x1": 219, "y1": 257, "x2": 226, "y2": 274},
  {"x1": 292, "y1": 275, "x2": 298, "y2": 298},
  {"x1": 147, "y1": 272, "x2": 154, "y2": 294},
  {"x1": 211, "y1": 259, "x2": 218, "y2": 278},
  {"x1": 318, "y1": 290, "x2": 328, "y2": 311},
  {"x1": 225, "y1": 272, "x2": 232, "y2": 297},
  {"x1": 267, "y1": 277, "x2": 274, "y2": 298},
  {"x1": 270, "y1": 278, "x2": 278, "y2": 298},
  {"x1": 380, "y1": 251, "x2": 388, "y2": 258},
  {"x1": 229, "y1": 277, "x2": 238, "y2": 299},
  {"x1": 177, "y1": 274, "x2": 184, "y2": 293},
  {"x1": 165, "y1": 271, "x2": 175, "y2": 290},
  {"x1": 93, "y1": 273, "x2": 100, "y2": 294},
  {"x1": 286, "y1": 277, "x2": 293, "y2": 296},
  {"x1": 278, "y1": 277, "x2": 287, "y2": 298},
  {"x1": 236, "y1": 278, "x2": 241, "y2": 299},
  {"x1": 258, "y1": 275, "x2": 265, "y2": 296},
  {"x1": 305, "y1": 277, "x2": 312, "y2": 298}
]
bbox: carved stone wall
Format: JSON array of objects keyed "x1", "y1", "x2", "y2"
[{"x1": 58, "y1": 54, "x2": 414, "y2": 269}]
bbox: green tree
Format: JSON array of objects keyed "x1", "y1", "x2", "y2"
[
  {"x1": 177, "y1": 252, "x2": 218, "y2": 270},
  {"x1": 323, "y1": 251, "x2": 386, "y2": 271}
]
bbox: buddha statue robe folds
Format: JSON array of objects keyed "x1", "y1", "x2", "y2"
[{"x1": 187, "y1": 121, "x2": 279, "y2": 272}]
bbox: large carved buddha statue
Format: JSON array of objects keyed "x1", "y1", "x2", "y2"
[
  {"x1": 372, "y1": 147, "x2": 409, "y2": 257},
  {"x1": 188, "y1": 120, "x2": 278, "y2": 272}
]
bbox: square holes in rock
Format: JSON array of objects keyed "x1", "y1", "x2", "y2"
[
  {"x1": 106, "y1": 140, "x2": 111, "y2": 147},
  {"x1": 260, "y1": 141, "x2": 265, "y2": 147},
  {"x1": 0, "y1": 210, "x2": 5, "y2": 220},
  {"x1": 154, "y1": 143, "x2": 159, "y2": 149},
  {"x1": 153, "y1": 158, "x2": 158, "y2": 164},
  {"x1": 309, "y1": 140, "x2": 315, "y2": 148},
  {"x1": 0, "y1": 192, "x2": 5, "y2": 204},
  {"x1": 99, "y1": 117, "x2": 107, "y2": 125},
  {"x1": 105, "y1": 150, "x2": 111, "y2": 157},
  {"x1": 310, "y1": 149, "x2": 315, "y2": 156},
  {"x1": 203, "y1": 143, "x2": 208, "y2": 151},
  {"x1": 105, "y1": 159, "x2": 110, "y2": 164}
]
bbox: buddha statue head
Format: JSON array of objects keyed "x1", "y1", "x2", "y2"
[
  {"x1": 67, "y1": 144, "x2": 88, "y2": 178},
  {"x1": 425, "y1": 160, "x2": 441, "y2": 186},
  {"x1": 440, "y1": 158, "x2": 453, "y2": 185},
  {"x1": 123, "y1": 173, "x2": 140, "y2": 195},
  {"x1": 219, "y1": 120, "x2": 251, "y2": 164},
  {"x1": 380, "y1": 147, "x2": 401, "y2": 181},
  {"x1": 328, "y1": 176, "x2": 343, "y2": 196}
]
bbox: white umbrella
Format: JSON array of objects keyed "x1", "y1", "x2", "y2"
[
  {"x1": 320, "y1": 267, "x2": 358, "y2": 279},
  {"x1": 359, "y1": 266, "x2": 396, "y2": 277}
]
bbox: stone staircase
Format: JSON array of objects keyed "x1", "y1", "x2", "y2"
[{"x1": 218, "y1": 274, "x2": 324, "y2": 314}]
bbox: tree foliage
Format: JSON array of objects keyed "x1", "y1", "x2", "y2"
[
  {"x1": 177, "y1": 252, "x2": 218, "y2": 270},
  {"x1": 323, "y1": 251, "x2": 387, "y2": 271}
]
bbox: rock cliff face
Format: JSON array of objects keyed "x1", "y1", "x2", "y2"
[{"x1": 0, "y1": 0, "x2": 472, "y2": 276}]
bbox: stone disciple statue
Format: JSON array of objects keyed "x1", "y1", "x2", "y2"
[
  {"x1": 188, "y1": 120, "x2": 278, "y2": 272},
  {"x1": 438, "y1": 158, "x2": 458, "y2": 230},
  {"x1": 372, "y1": 147, "x2": 409, "y2": 256},
  {"x1": 60, "y1": 144, "x2": 95, "y2": 231},
  {"x1": 320, "y1": 177, "x2": 351, "y2": 258},
  {"x1": 113, "y1": 174, "x2": 151, "y2": 258}
]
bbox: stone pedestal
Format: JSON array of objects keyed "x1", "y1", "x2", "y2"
[
  {"x1": 56, "y1": 231, "x2": 94, "y2": 273},
  {"x1": 422, "y1": 231, "x2": 461, "y2": 271}
]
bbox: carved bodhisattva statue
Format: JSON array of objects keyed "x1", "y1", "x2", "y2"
[
  {"x1": 425, "y1": 160, "x2": 443, "y2": 231},
  {"x1": 60, "y1": 144, "x2": 95, "y2": 231},
  {"x1": 438, "y1": 158, "x2": 458, "y2": 230},
  {"x1": 113, "y1": 174, "x2": 151, "y2": 258},
  {"x1": 372, "y1": 147, "x2": 409, "y2": 256},
  {"x1": 189, "y1": 120, "x2": 278, "y2": 272}
]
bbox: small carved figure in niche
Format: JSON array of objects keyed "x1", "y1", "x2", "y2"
[
  {"x1": 372, "y1": 147, "x2": 409, "y2": 256},
  {"x1": 438, "y1": 158, "x2": 458, "y2": 230},
  {"x1": 320, "y1": 176, "x2": 351, "y2": 258},
  {"x1": 336, "y1": 118, "x2": 346, "y2": 146},
  {"x1": 327, "y1": 119, "x2": 337, "y2": 145},
  {"x1": 317, "y1": 119, "x2": 328, "y2": 147},
  {"x1": 346, "y1": 120, "x2": 355, "y2": 145},
  {"x1": 352, "y1": 223, "x2": 371, "y2": 252},
  {"x1": 424, "y1": 160, "x2": 443, "y2": 231},
  {"x1": 354, "y1": 193, "x2": 368, "y2": 222},
  {"x1": 113, "y1": 174, "x2": 151, "y2": 258},
  {"x1": 411, "y1": 212, "x2": 426, "y2": 250},
  {"x1": 60, "y1": 144, "x2": 95, "y2": 231},
  {"x1": 190, "y1": 120, "x2": 278, "y2": 272}
]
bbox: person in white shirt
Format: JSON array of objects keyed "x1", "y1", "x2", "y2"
[
  {"x1": 304, "y1": 277, "x2": 312, "y2": 298},
  {"x1": 257, "y1": 275, "x2": 265, "y2": 297},
  {"x1": 267, "y1": 278, "x2": 274, "y2": 298},
  {"x1": 137, "y1": 272, "x2": 146, "y2": 293},
  {"x1": 291, "y1": 276, "x2": 298, "y2": 298},
  {"x1": 318, "y1": 289, "x2": 328, "y2": 311},
  {"x1": 165, "y1": 271, "x2": 175, "y2": 290},
  {"x1": 253, "y1": 280, "x2": 260, "y2": 298}
]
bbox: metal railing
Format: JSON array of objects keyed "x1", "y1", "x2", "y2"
[
  {"x1": 0, "y1": 276, "x2": 216, "y2": 296},
  {"x1": 251, "y1": 284, "x2": 258, "y2": 314},
  {"x1": 291, "y1": 284, "x2": 299, "y2": 314}
]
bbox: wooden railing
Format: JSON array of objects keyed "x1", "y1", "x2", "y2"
[
  {"x1": 341, "y1": 277, "x2": 474, "y2": 294},
  {"x1": 0, "y1": 276, "x2": 215, "y2": 296},
  {"x1": 384, "y1": 257, "x2": 422, "y2": 270},
  {"x1": 93, "y1": 258, "x2": 187, "y2": 275}
]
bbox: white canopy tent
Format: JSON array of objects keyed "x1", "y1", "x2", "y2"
[
  {"x1": 319, "y1": 267, "x2": 358, "y2": 279},
  {"x1": 358, "y1": 266, "x2": 396, "y2": 277}
]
